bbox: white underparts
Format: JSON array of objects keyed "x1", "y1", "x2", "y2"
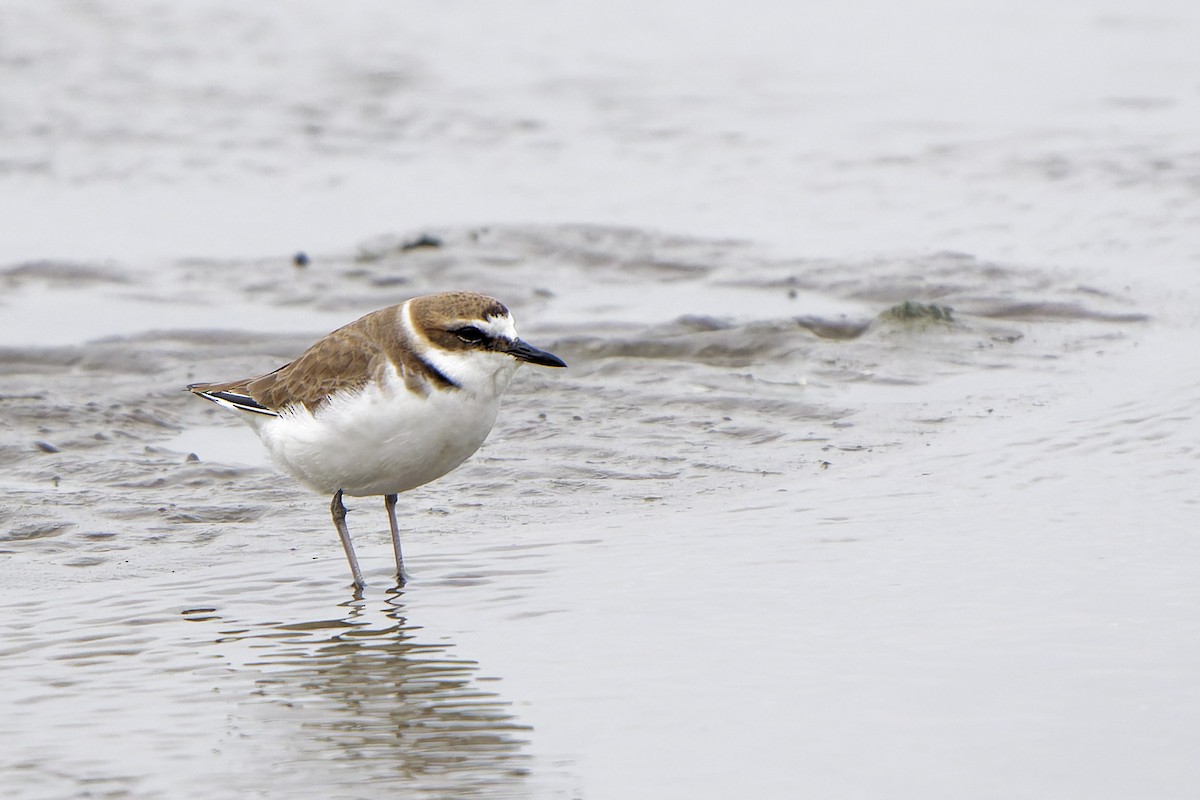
[{"x1": 251, "y1": 329, "x2": 523, "y2": 497}]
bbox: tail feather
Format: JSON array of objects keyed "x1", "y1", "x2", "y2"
[{"x1": 188, "y1": 384, "x2": 279, "y2": 417}]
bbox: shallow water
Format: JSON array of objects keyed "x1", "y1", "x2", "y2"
[{"x1": 3, "y1": 2, "x2": 1200, "y2": 799}]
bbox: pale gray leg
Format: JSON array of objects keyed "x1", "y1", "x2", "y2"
[
  {"x1": 331, "y1": 489, "x2": 365, "y2": 590},
  {"x1": 384, "y1": 493, "x2": 407, "y2": 587}
]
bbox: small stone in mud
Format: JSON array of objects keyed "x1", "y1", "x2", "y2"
[
  {"x1": 883, "y1": 301, "x2": 954, "y2": 323},
  {"x1": 573, "y1": 415, "x2": 583, "y2": 421},
  {"x1": 796, "y1": 316, "x2": 871, "y2": 340},
  {"x1": 293, "y1": 251, "x2": 310, "y2": 267},
  {"x1": 399, "y1": 233, "x2": 443, "y2": 252},
  {"x1": 35, "y1": 440, "x2": 60, "y2": 453},
  {"x1": 186, "y1": 452, "x2": 200, "y2": 462}
]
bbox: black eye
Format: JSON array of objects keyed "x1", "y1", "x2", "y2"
[{"x1": 454, "y1": 326, "x2": 486, "y2": 344}]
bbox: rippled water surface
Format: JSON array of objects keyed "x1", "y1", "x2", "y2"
[{"x1": 3, "y1": 2, "x2": 1200, "y2": 799}]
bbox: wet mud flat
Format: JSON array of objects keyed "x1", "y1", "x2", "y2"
[{"x1": 4, "y1": 225, "x2": 1196, "y2": 798}]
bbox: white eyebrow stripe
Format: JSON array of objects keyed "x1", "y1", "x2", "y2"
[{"x1": 477, "y1": 314, "x2": 518, "y2": 341}]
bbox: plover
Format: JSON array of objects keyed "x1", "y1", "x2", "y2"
[{"x1": 188, "y1": 291, "x2": 566, "y2": 590}]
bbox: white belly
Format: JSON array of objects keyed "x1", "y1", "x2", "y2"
[{"x1": 253, "y1": 382, "x2": 504, "y2": 497}]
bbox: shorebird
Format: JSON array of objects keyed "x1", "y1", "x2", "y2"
[{"x1": 188, "y1": 291, "x2": 566, "y2": 589}]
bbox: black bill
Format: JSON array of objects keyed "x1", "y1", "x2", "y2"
[{"x1": 507, "y1": 339, "x2": 567, "y2": 368}]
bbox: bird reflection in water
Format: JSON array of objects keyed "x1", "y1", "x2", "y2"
[{"x1": 200, "y1": 590, "x2": 531, "y2": 796}]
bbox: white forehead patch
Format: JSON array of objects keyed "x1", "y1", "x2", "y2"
[{"x1": 478, "y1": 313, "x2": 518, "y2": 342}]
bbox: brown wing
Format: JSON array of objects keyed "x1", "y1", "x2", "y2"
[
  {"x1": 244, "y1": 324, "x2": 386, "y2": 412},
  {"x1": 191, "y1": 308, "x2": 398, "y2": 413},
  {"x1": 188, "y1": 304, "x2": 457, "y2": 415}
]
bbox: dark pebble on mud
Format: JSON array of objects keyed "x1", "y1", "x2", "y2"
[
  {"x1": 399, "y1": 233, "x2": 443, "y2": 251},
  {"x1": 35, "y1": 440, "x2": 60, "y2": 453}
]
